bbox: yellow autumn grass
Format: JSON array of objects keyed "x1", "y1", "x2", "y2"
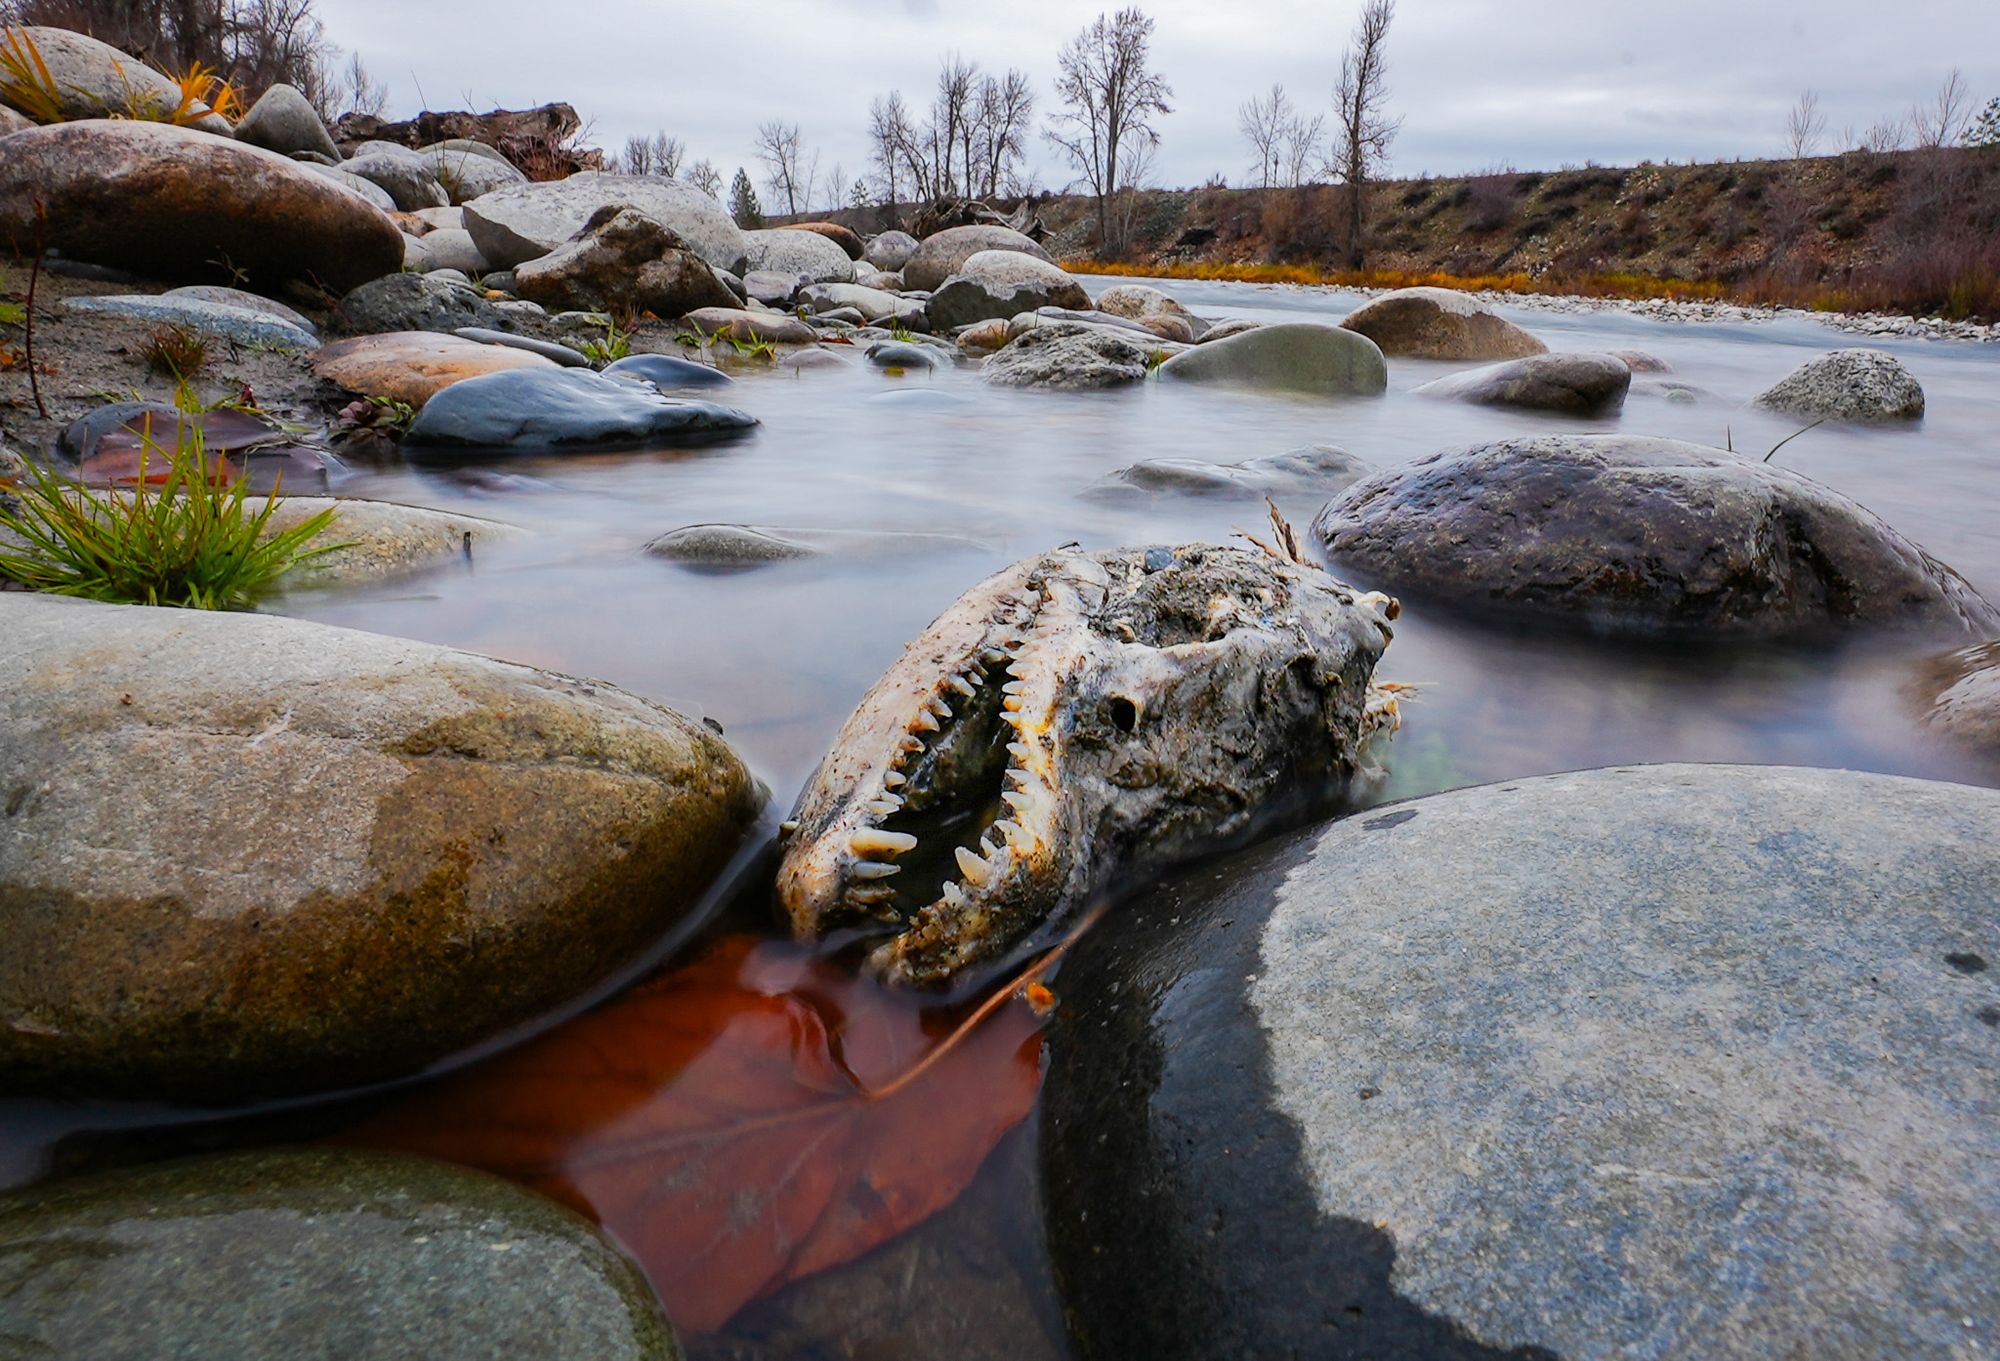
[{"x1": 1062, "y1": 257, "x2": 1732, "y2": 305}]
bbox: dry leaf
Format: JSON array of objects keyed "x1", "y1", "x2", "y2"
[{"x1": 340, "y1": 934, "x2": 1047, "y2": 1333}]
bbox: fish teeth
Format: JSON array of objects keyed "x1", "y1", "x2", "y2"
[
  {"x1": 994, "y1": 819, "x2": 1031, "y2": 848},
  {"x1": 1002, "y1": 697, "x2": 1023, "y2": 712},
  {"x1": 898, "y1": 736, "x2": 925, "y2": 754},
  {"x1": 913, "y1": 710, "x2": 941, "y2": 732},
  {"x1": 1004, "y1": 768, "x2": 1033, "y2": 789},
  {"x1": 852, "y1": 828, "x2": 918, "y2": 856},
  {"x1": 1002, "y1": 789, "x2": 1036, "y2": 812},
  {"x1": 954, "y1": 845, "x2": 994, "y2": 887},
  {"x1": 851, "y1": 860, "x2": 901, "y2": 880},
  {"x1": 1006, "y1": 742, "x2": 1032, "y2": 763},
  {"x1": 882, "y1": 771, "x2": 906, "y2": 788},
  {"x1": 941, "y1": 881, "x2": 968, "y2": 907},
  {"x1": 945, "y1": 674, "x2": 977, "y2": 697},
  {"x1": 779, "y1": 819, "x2": 799, "y2": 836},
  {"x1": 982, "y1": 647, "x2": 1008, "y2": 664},
  {"x1": 1000, "y1": 680, "x2": 1025, "y2": 695},
  {"x1": 928, "y1": 697, "x2": 953, "y2": 719},
  {"x1": 867, "y1": 799, "x2": 901, "y2": 817}
]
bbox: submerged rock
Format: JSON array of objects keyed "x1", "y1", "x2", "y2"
[
  {"x1": 514, "y1": 206, "x2": 737, "y2": 316},
  {"x1": 645, "y1": 523, "x2": 982, "y2": 567},
  {"x1": 902, "y1": 225, "x2": 1054, "y2": 291},
  {"x1": 314, "y1": 331, "x2": 557, "y2": 407},
  {"x1": 0, "y1": 593, "x2": 763, "y2": 1100},
  {"x1": 926, "y1": 251, "x2": 1089, "y2": 329},
  {"x1": 1410, "y1": 352, "x2": 1631, "y2": 414},
  {"x1": 1155, "y1": 322, "x2": 1387, "y2": 397},
  {"x1": 603, "y1": 353, "x2": 736, "y2": 390},
  {"x1": 403, "y1": 366, "x2": 757, "y2": 450},
  {"x1": 0, "y1": 121, "x2": 401, "y2": 291},
  {"x1": 1338, "y1": 286, "x2": 1547, "y2": 360},
  {"x1": 264, "y1": 498, "x2": 529, "y2": 587},
  {"x1": 1043, "y1": 763, "x2": 2000, "y2": 1361},
  {"x1": 1313, "y1": 434, "x2": 1998, "y2": 639},
  {"x1": 982, "y1": 322, "x2": 1153, "y2": 390},
  {"x1": 1092, "y1": 444, "x2": 1369, "y2": 500},
  {"x1": 866, "y1": 341, "x2": 940, "y2": 371},
  {"x1": 463, "y1": 175, "x2": 748, "y2": 274},
  {"x1": 1912, "y1": 639, "x2": 2000, "y2": 765},
  {"x1": 1755, "y1": 348, "x2": 1926, "y2": 422},
  {"x1": 0, "y1": 1149, "x2": 678, "y2": 1361}
]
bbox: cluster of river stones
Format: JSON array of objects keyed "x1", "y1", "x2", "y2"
[{"x1": 1, "y1": 29, "x2": 1998, "y2": 1358}]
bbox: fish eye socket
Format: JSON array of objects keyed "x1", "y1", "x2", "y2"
[{"x1": 1107, "y1": 696, "x2": 1139, "y2": 733}]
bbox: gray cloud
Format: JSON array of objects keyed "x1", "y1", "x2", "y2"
[{"x1": 315, "y1": 0, "x2": 1995, "y2": 200}]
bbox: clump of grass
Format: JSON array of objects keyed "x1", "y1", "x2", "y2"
[
  {"x1": 141, "y1": 324, "x2": 208, "y2": 379},
  {"x1": 579, "y1": 316, "x2": 632, "y2": 364},
  {"x1": 730, "y1": 328, "x2": 777, "y2": 361},
  {"x1": 0, "y1": 417, "x2": 339, "y2": 609},
  {"x1": 886, "y1": 320, "x2": 916, "y2": 342},
  {"x1": 118, "y1": 59, "x2": 241, "y2": 126},
  {"x1": 332, "y1": 393, "x2": 416, "y2": 439},
  {"x1": 0, "y1": 25, "x2": 63, "y2": 124}
]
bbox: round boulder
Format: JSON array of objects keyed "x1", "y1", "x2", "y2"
[
  {"x1": 742, "y1": 228, "x2": 856, "y2": 284},
  {"x1": 799, "y1": 282, "x2": 925, "y2": 327},
  {"x1": 1410, "y1": 351, "x2": 1631, "y2": 414},
  {"x1": 1755, "y1": 348, "x2": 1926, "y2": 422},
  {"x1": 1912, "y1": 639, "x2": 2000, "y2": 765},
  {"x1": 1094, "y1": 282, "x2": 1196, "y2": 328},
  {"x1": 603, "y1": 353, "x2": 735, "y2": 390},
  {"x1": 982, "y1": 322, "x2": 1153, "y2": 390},
  {"x1": 0, "y1": 1149, "x2": 678, "y2": 1360},
  {"x1": 314, "y1": 331, "x2": 558, "y2": 407},
  {"x1": 902, "y1": 224, "x2": 1054, "y2": 291},
  {"x1": 0, "y1": 594, "x2": 763, "y2": 1100},
  {"x1": 424, "y1": 145, "x2": 528, "y2": 204},
  {"x1": 1314, "y1": 434, "x2": 1998, "y2": 638},
  {"x1": 1338, "y1": 286, "x2": 1547, "y2": 360},
  {"x1": 345, "y1": 150, "x2": 451, "y2": 212},
  {"x1": 864, "y1": 229, "x2": 920, "y2": 271},
  {"x1": 1044, "y1": 763, "x2": 2000, "y2": 1361},
  {"x1": 403, "y1": 366, "x2": 757, "y2": 450},
  {"x1": 927, "y1": 251, "x2": 1089, "y2": 330},
  {"x1": 464, "y1": 175, "x2": 748, "y2": 274},
  {"x1": 1155, "y1": 322, "x2": 1387, "y2": 397},
  {"x1": 782, "y1": 220, "x2": 867, "y2": 259},
  {"x1": 513, "y1": 206, "x2": 737, "y2": 316},
  {"x1": 0, "y1": 121, "x2": 402, "y2": 291},
  {"x1": 335, "y1": 272, "x2": 527, "y2": 336},
  {"x1": 233, "y1": 82, "x2": 340, "y2": 160},
  {"x1": 0, "y1": 27, "x2": 229, "y2": 132}
]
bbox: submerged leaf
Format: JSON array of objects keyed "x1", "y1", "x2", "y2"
[{"x1": 342, "y1": 934, "x2": 1048, "y2": 1333}]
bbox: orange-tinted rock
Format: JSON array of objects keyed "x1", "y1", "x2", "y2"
[
  {"x1": 786, "y1": 220, "x2": 866, "y2": 259},
  {"x1": 0, "y1": 120, "x2": 403, "y2": 291},
  {"x1": 313, "y1": 331, "x2": 557, "y2": 407}
]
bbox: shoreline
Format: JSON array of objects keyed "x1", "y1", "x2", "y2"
[{"x1": 1073, "y1": 266, "x2": 2000, "y2": 345}]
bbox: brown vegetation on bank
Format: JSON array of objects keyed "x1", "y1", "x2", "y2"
[{"x1": 1044, "y1": 147, "x2": 2000, "y2": 321}]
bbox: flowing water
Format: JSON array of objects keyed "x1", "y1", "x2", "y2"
[{"x1": 6, "y1": 276, "x2": 1998, "y2": 1354}]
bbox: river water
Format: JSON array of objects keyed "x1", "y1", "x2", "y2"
[{"x1": 6, "y1": 276, "x2": 1998, "y2": 1354}]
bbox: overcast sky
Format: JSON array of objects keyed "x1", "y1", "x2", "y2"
[{"x1": 314, "y1": 0, "x2": 1995, "y2": 204}]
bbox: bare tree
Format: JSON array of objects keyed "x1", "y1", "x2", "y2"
[
  {"x1": 683, "y1": 157, "x2": 724, "y2": 199},
  {"x1": 1911, "y1": 68, "x2": 1972, "y2": 149},
  {"x1": 1861, "y1": 115, "x2": 1909, "y2": 153},
  {"x1": 753, "y1": 119, "x2": 806, "y2": 217},
  {"x1": 1327, "y1": 0, "x2": 1401, "y2": 267},
  {"x1": 821, "y1": 160, "x2": 846, "y2": 214},
  {"x1": 1108, "y1": 133, "x2": 1158, "y2": 253},
  {"x1": 868, "y1": 92, "x2": 912, "y2": 212},
  {"x1": 1045, "y1": 6, "x2": 1173, "y2": 255},
  {"x1": 971, "y1": 68, "x2": 1034, "y2": 198},
  {"x1": 1240, "y1": 82, "x2": 1290, "y2": 190},
  {"x1": 651, "y1": 133, "x2": 683, "y2": 178},
  {"x1": 1785, "y1": 88, "x2": 1825, "y2": 159},
  {"x1": 621, "y1": 135, "x2": 654, "y2": 175},
  {"x1": 1281, "y1": 107, "x2": 1325, "y2": 187}
]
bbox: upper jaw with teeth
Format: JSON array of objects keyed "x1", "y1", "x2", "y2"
[{"x1": 776, "y1": 545, "x2": 1398, "y2": 988}]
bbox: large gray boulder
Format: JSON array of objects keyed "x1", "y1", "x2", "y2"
[
  {"x1": 1755, "y1": 348, "x2": 1926, "y2": 422},
  {"x1": 902, "y1": 224, "x2": 1054, "y2": 291},
  {"x1": 0, "y1": 594, "x2": 762, "y2": 1100},
  {"x1": 1339, "y1": 286, "x2": 1547, "y2": 360},
  {"x1": 464, "y1": 175, "x2": 749, "y2": 273},
  {"x1": 1044, "y1": 763, "x2": 2000, "y2": 1361},
  {"x1": 864, "y1": 229, "x2": 920, "y2": 271},
  {"x1": 302, "y1": 160, "x2": 399, "y2": 212},
  {"x1": 0, "y1": 1149, "x2": 678, "y2": 1360},
  {"x1": 798, "y1": 282, "x2": 925, "y2": 326},
  {"x1": 335, "y1": 272, "x2": 529, "y2": 336},
  {"x1": 1155, "y1": 322, "x2": 1387, "y2": 397},
  {"x1": 982, "y1": 321, "x2": 1154, "y2": 390},
  {"x1": 1314, "y1": 434, "x2": 1998, "y2": 639},
  {"x1": 233, "y1": 82, "x2": 339, "y2": 160},
  {"x1": 345, "y1": 149, "x2": 451, "y2": 211},
  {"x1": 403, "y1": 366, "x2": 757, "y2": 450},
  {"x1": 927, "y1": 250, "x2": 1090, "y2": 330},
  {"x1": 0, "y1": 27, "x2": 230, "y2": 133},
  {"x1": 1094, "y1": 282, "x2": 1196, "y2": 328},
  {"x1": 423, "y1": 144, "x2": 529, "y2": 203},
  {"x1": 513, "y1": 206, "x2": 737, "y2": 316},
  {"x1": 742, "y1": 228, "x2": 855, "y2": 284},
  {"x1": 1410, "y1": 351, "x2": 1631, "y2": 414},
  {"x1": 0, "y1": 121, "x2": 403, "y2": 291}
]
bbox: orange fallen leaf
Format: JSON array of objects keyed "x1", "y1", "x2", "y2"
[{"x1": 341, "y1": 932, "x2": 1054, "y2": 1333}]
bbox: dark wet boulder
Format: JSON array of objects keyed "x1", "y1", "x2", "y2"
[
  {"x1": 1156, "y1": 322, "x2": 1387, "y2": 397},
  {"x1": 403, "y1": 366, "x2": 757, "y2": 450},
  {"x1": 1410, "y1": 351, "x2": 1631, "y2": 414},
  {"x1": 514, "y1": 206, "x2": 738, "y2": 317},
  {"x1": 1044, "y1": 763, "x2": 2000, "y2": 1361},
  {"x1": 1091, "y1": 444, "x2": 1369, "y2": 500},
  {"x1": 902, "y1": 224, "x2": 1054, "y2": 291},
  {"x1": 1338, "y1": 286, "x2": 1546, "y2": 360},
  {"x1": 0, "y1": 593, "x2": 762, "y2": 1100},
  {"x1": 0, "y1": 121, "x2": 402, "y2": 291},
  {"x1": 314, "y1": 331, "x2": 558, "y2": 408},
  {"x1": 926, "y1": 251, "x2": 1089, "y2": 330},
  {"x1": 233, "y1": 81, "x2": 340, "y2": 159},
  {"x1": 645, "y1": 523, "x2": 982, "y2": 568},
  {"x1": 1313, "y1": 434, "x2": 1998, "y2": 639},
  {"x1": 0, "y1": 1149, "x2": 679, "y2": 1360},
  {"x1": 463, "y1": 175, "x2": 748, "y2": 273},
  {"x1": 335, "y1": 271, "x2": 528, "y2": 335},
  {"x1": 603, "y1": 353, "x2": 735, "y2": 390},
  {"x1": 866, "y1": 341, "x2": 940, "y2": 371},
  {"x1": 1755, "y1": 347, "x2": 1925, "y2": 422},
  {"x1": 981, "y1": 322, "x2": 1152, "y2": 390}
]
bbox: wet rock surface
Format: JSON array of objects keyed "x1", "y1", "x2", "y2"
[
  {"x1": 0, "y1": 121, "x2": 402, "y2": 291},
  {"x1": 604, "y1": 353, "x2": 736, "y2": 390},
  {"x1": 1091, "y1": 444, "x2": 1369, "y2": 500},
  {"x1": 1339, "y1": 286, "x2": 1548, "y2": 360},
  {"x1": 645, "y1": 523, "x2": 983, "y2": 567},
  {"x1": 981, "y1": 322, "x2": 1154, "y2": 390},
  {"x1": 927, "y1": 251, "x2": 1090, "y2": 330},
  {"x1": 514, "y1": 206, "x2": 738, "y2": 316},
  {"x1": 1043, "y1": 763, "x2": 2000, "y2": 1361},
  {"x1": 314, "y1": 331, "x2": 558, "y2": 408},
  {"x1": 266, "y1": 498, "x2": 529, "y2": 587},
  {"x1": 403, "y1": 366, "x2": 757, "y2": 450},
  {"x1": 0, "y1": 594, "x2": 763, "y2": 1100},
  {"x1": 1410, "y1": 351, "x2": 1631, "y2": 414},
  {"x1": 1156, "y1": 322, "x2": 1387, "y2": 396},
  {"x1": 336, "y1": 271, "x2": 529, "y2": 335},
  {"x1": 1755, "y1": 347, "x2": 1927, "y2": 422},
  {"x1": 1314, "y1": 434, "x2": 1999, "y2": 639},
  {"x1": 1912, "y1": 639, "x2": 2000, "y2": 764},
  {"x1": 0, "y1": 1149, "x2": 679, "y2": 1360}
]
